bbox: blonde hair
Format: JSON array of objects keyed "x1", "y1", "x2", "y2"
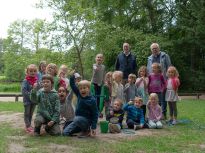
[
  {"x1": 150, "y1": 43, "x2": 160, "y2": 50},
  {"x1": 152, "y1": 63, "x2": 162, "y2": 73},
  {"x1": 78, "y1": 80, "x2": 91, "y2": 89},
  {"x1": 112, "y1": 71, "x2": 123, "y2": 81},
  {"x1": 25, "y1": 64, "x2": 38, "y2": 75},
  {"x1": 167, "y1": 66, "x2": 179, "y2": 77},
  {"x1": 114, "y1": 98, "x2": 123, "y2": 107},
  {"x1": 128, "y1": 73, "x2": 137, "y2": 79},
  {"x1": 134, "y1": 97, "x2": 143, "y2": 104},
  {"x1": 46, "y1": 63, "x2": 58, "y2": 76},
  {"x1": 138, "y1": 66, "x2": 148, "y2": 77},
  {"x1": 149, "y1": 93, "x2": 159, "y2": 103},
  {"x1": 58, "y1": 64, "x2": 68, "y2": 77},
  {"x1": 105, "y1": 71, "x2": 113, "y2": 82}
]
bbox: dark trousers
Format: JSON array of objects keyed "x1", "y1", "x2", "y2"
[
  {"x1": 63, "y1": 116, "x2": 90, "y2": 136},
  {"x1": 93, "y1": 83, "x2": 102, "y2": 111},
  {"x1": 24, "y1": 104, "x2": 36, "y2": 128},
  {"x1": 141, "y1": 105, "x2": 146, "y2": 119},
  {"x1": 126, "y1": 119, "x2": 140, "y2": 129},
  {"x1": 168, "y1": 101, "x2": 177, "y2": 118}
]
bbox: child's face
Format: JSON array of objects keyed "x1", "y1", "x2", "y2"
[
  {"x1": 46, "y1": 66, "x2": 56, "y2": 76},
  {"x1": 167, "y1": 68, "x2": 175, "y2": 78},
  {"x1": 152, "y1": 65, "x2": 159, "y2": 74},
  {"x1": 79, "y1": 84, "x2": 90, "y2": 97},
  {"x1": 113, "y1": 101, "x2": 121, "y2": 111},
  {"x1": 95, "y1": 54, "x2": 103, "y2": 65},
  {"x1": 58, "y1": 87, "x2": 67, "y2": 102},
  {"x1": 115, "y1": 74, "x2": 122, "y2": 83},
  {"x1": 41, "y1": 64, "x2": 47, "y2": 73},
  {"x1": 60, "y1": 68, "x2": 68, "y2": 78},
  {"x1": 140, "y1": 70, "x2": 146, "y2": 77},
  {"x1": 134, "y1": 100, "x2": 142, "y2": 108},
  {"x1": 27, "y1": 67, "x2": 37, "y2": 77},
  {"x1": 42, "y1": 79, "x2": 52, "y2": 92},
  {"x1": 150, "y1": 97, "x2": 157, "y2": 106},
  {"x1": 128, "y1": 77, "x2": 135, "y2": 84}
]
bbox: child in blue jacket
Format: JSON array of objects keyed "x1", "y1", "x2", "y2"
[{"x1": 123, "y1": 97, "x2": 145, "y2": 130}]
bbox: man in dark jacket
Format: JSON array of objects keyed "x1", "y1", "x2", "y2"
[{"x1": 115, "y1": 43, "x2": 137, "y2": 84}]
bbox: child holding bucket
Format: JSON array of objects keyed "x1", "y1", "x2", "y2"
[{"x1": 107, "y1": 99, "x2": 124, "y2": 133}]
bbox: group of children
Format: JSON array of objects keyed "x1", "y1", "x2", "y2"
[{"x1": 21, "y1": 53, "x2": 180, "y2": 137}]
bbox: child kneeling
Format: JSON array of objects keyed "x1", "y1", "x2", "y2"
[
  {"x1": 31, "y1": 75, "x2": 61, "y2": 136},
  {"x1": 147, "y1": 93, "x2": 163, "y2": 129},
  {"x1": 63, "y1": 73, "x2": 98, "y2": 137}
]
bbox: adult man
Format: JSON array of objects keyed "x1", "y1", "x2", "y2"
[
  {"x1": 147, "y1": 43, "x2": 171, "y2": 119},
  {"x1": 115, "y1": 43, "x2": 137, "y2": 84}
]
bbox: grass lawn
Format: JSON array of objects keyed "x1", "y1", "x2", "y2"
[{"x1": 0, "y1": 100, "x2": 205, "y2": 153}]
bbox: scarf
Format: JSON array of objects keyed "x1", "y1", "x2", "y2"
[{"x1": 25, "y1": 75, "x2": 37, "y2": 86}]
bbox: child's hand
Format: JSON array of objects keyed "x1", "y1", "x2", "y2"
[
  {"x1": 128, "y1": 101, "x2": 134, "y2": 105},
  {"x1": 47, "y1": 121, "x2": 54, "y2": 127},
  {"x1": 110, "y1": 110, "x2": 114, "y2": 116},
  {"x1": 33, "y1": 83, "x2": 38, "y2": 89},
  {"x1": 91, "y1": 129, "x2": 96, "y2": 136}
]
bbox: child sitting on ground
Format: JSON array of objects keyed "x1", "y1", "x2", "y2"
[
  {"x1": 63, "y1": 73, "x2": 98, "y2": 137},
  {"x1": 123, "y1": 97, "x2": 145, "y2": 130},
  {"x1": 58, "y1": 86, "x2": 75, "y2": 129},
  {"x1": 147, "y1": 93, "x2": 163, "y2": 129},
  {"x1": 31, "y1": 74, "x2": 61, "y2": 136},
  {"x1": 107, "y1": 99, "x2": 124, "y2": 133}
]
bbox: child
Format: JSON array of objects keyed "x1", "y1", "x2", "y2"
[
  {"x1": 135, "y1": 66, "x2": 149, "y2": 117},
  {"x1": 58, "y1": 86, "x2": 75, "y2": 128},
  {"x1": 147, "y1": 93, "x2": 163, "y2": 129},
  {"x1": 111, "y1": 71, "x2": 124, "y2": 105},
  {"x1": 91, "y1": 53, "x2": 105, "y2": 115},
  {"x1": 107, "y1": 99, "x2": 124, "y2": 133},
  {"x1": 102, "y1": 71, "x2": 113, "y2": 121},
  {"x1": 63, "y1": 73, "x2": 98, "y2": 137},
  {"x1": 148, "y1": 63, "x2": 166, "y2": 118},
  {"x1": 46, "y1": 63, "x2": 65, "y2": 91},
  {"x1": 165, "y1": 66, "x2": 180, "y2": 125},
  {"x1": 31, "y1": 74, "x2": 61, "y2": 136},
  {"x1": 58, "y1": 64, "x2": 70, "y2": 89},
  {"x1": 21, "y1": 64, "x2": 38, "y2": 133},
  {"x1": 123, "y1": 97, "x2": 144, "y2": 130},
  {"x1": 124, "y1": 73, "x2": 138, "y2": 103},
  {"x1": 37, "y1": 61, "x2": 47, "y2": 82}
]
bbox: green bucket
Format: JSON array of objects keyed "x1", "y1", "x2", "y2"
[{"x1": 100, "y1": 121, "x2": 109, "y2": 133}]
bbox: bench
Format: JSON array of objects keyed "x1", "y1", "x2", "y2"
[
  {"x1": 178, "y1": 93, "x2": 202, "y2": 99},
  {"x1": 0, "y1": 93, "x2": 22, "y2": 102}
]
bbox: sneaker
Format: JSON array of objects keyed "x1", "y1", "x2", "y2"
[
  {"x1": 78, "y1": 130, "x2": 91, "y2": 138},
  {"x1": 25, "y1": 127, "x2": 34, "y2": 133},
  {"x1": 172, "y1": 120, "x2": 177, "y2": 125}
]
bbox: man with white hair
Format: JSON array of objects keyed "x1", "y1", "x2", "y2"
[{"x1": 147, "y1": 43, "x2": 171, "y2": 119}]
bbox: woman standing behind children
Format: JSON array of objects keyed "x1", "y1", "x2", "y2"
[
  {"x1": 91, "y1": 53, "x2": 105, "y2": 116},
  {"x1": 136, "y1": 66, "x2": 149, "y2": 117},
  {"x1": 165, "y1": 66, "x2": 180, "y2": 125},
  {"x1": 107, "y1": 99, "x2": 124, "y2": 133},
  {"x1": 124, "y1": 73, "x2": 138, "y2": 103},
  {"x1": 147, "y1": 93, "x2": 163, "y2": 129},
  {"x1": 111, "y1": 71, "x2": 124, "y2": 105},
  {"x1": 148, "y1": 63, "x2": 166, "y2": 119},
  {"x1": 22, "y1": 64, "x2": 38, "y2": 133}
]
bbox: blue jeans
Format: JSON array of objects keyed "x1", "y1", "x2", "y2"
[{"x1": 63, "y1": 116, "x2": 90, "y2": 136}]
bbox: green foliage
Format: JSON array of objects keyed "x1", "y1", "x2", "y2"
[{"x1": 0, "y1": 83, "x2": 21, "y2": 92}]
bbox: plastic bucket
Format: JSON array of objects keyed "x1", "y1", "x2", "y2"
[{"x1": 100, "y1": 121, "x2": 108, "y2": 133}]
